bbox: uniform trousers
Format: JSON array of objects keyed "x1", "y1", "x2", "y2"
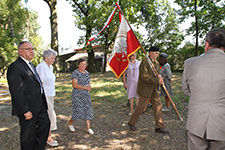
[
  {"x1": 188, "y1": 131, "x2": 225, "y2": 150},
  {"x1": 128, "y1": 96, "x2": 164, "y2": 128}
]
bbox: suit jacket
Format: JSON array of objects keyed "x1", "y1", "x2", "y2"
[
  {"x1": 137, "y1": 56, "x2": 160, "y2": 98},
  {"x1": 7, "y1": 57, "x2": 48, "y2": 116},
  {"x1": 182, "y1": 48, "x2": 225, "y2": 141}
]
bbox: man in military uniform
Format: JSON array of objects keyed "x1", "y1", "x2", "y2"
[{"x1": 128, "y1": 46, "x2": 169, "y2": 134}]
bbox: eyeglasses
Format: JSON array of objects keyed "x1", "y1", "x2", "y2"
[{"x1": 19, "y1": 48, "x2": 35, "y2": 51}]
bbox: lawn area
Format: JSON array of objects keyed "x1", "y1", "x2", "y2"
[
  {"x1": 55, "y1": 71, "x2": 188, "y2": 109},
  {"x1": 0, "y1": 71, "x2": 189, "y2": 150}
]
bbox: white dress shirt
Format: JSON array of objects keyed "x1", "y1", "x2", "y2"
[
  {"x1": 36, "y1": 61, "x2": 56, "y2": 96},
  {"x1": 20, "y1": 56, "x2": 43, "y2": 93},
  {"x1": 20, "y1": 56, "x2": 34, "y2": 73}
]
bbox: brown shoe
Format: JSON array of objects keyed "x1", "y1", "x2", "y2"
[
  {"x1": 155, "y1": 128, "x2": 169, "y2": 134},
  {"x1": 128, "y1": 123, "x2": 137, "y2": 131}
]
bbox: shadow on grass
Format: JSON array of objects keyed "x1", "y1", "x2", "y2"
[{"x1": 0, "y1": 71, "x2": 188, "y2": 150}]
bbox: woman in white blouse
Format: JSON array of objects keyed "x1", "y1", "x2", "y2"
[{"x1": 36, "y1": 49, "x2": 58, "y2": 147}]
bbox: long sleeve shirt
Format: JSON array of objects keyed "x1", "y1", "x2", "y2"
[{"x1": 36, "y1": 61, "x2": 56, "y2": 97}]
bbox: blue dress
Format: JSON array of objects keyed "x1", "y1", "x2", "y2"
[{"x1": 71, "y1": 69, "x2": 93, "y2": 120}]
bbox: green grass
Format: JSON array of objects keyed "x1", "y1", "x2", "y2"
[
  {"x1": 55, "y1": 71, "x2": 188, "y2": 110},
  {"x1": 55, "y1": 72, "x2": 128, "y2": 105},
  {"x1": 0, "y1": 79, "x2": 7, "y2": 84},
  {"x1": 90, "y1": 73, "x2": 127, "y2": 104},
  {"x1": 1, "y1": 71, "x2": 188, "y2": 110},
  {"x1": 162, "y1": 72, "x2": 189, "y2": 111}
]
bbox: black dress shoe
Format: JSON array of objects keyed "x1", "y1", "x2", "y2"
[
  {"x1": 155, "y1": 128, "x2": 169, "y2": 134},
  {"x1": 128, "y1": 123, "x2": 137, "y2": 131},
  {"x1": 147, "y1": 103, "x2": 152, "y2": 108}
]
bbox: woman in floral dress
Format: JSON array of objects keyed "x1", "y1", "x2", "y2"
[{"x1": 67, "y1": 58, "x2": 94, "y2": 135}]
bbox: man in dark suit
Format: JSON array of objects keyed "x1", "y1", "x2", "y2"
[{"x1": 7, "y1": 41, "x2": 50, "y2": 150}]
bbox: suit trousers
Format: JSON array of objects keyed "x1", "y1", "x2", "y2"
[
  {"x1": 188, "y1": 131, "x2": 225, "y2": 150},
  {"x1": 18, "y1": 108, "x2": 50, "y2": 150},
  {"x1": 128, "y1": 96, "x2": 164, "y2": 128}
]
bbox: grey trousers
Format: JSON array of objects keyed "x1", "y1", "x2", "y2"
[{"x1": 188, "y1": 131, "x2": 225, "y2": 150}]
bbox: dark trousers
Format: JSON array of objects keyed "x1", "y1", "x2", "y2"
[{"x1": 18, "y1": 110, "x2": 50, "y2": 150}]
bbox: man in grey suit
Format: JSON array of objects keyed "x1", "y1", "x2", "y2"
[{"x1": 182, "y1": 29, "x2": 225, "y2": 150}]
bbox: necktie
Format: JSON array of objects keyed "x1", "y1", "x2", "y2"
[{"x1": 29, "y1": 62, "x2": 43, "y2": 93}]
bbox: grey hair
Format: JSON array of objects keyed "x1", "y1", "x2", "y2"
[
  {"x1": 43, "y1": 49, "x2": 57, "y2": 60},
  {"x1": 18, "y1": 41, "x2": 32, "y2": 49}
]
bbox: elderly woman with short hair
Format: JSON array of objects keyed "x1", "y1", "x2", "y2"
[
  {"x1": 67, "y1": 58, "x2": 94, "y2": 135},
  {"x1": 36, "y1": 49, "x2": 59, "y2": 147}
]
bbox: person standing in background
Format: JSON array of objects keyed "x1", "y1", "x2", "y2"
[
  {"x1": 7, "y1": 41, "x2": 50, "y2": 150},
  {"x1": 123, "y1": 53, "x2": 140, "y2": 116},
  {"x1": 159, "y1": 52, "x2": 172, "y2": 112},
  {"x1": 182, "y1": 29, "x2": 225, "y2": 150},
  {"x1": 36, "y1": 49, "x2": 59, "y2": 147}
]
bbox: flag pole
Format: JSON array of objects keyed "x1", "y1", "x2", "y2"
[{"x1": 115, "y1": 3, "x2": 183, "y2": 122}]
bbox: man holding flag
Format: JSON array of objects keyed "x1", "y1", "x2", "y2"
[
  {"x1": 128, "y1": 46, "x2": 169, "y2": 134},
  {"x1": 87, "y1": 3, "x2": 169, "y2": 133}
]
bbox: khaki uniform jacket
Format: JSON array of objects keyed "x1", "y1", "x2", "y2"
[{"x1": 137, "y1": 56, "x2": 160, "y2": 98}]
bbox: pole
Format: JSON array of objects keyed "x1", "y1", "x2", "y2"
[{"x1": 116, "y1": 3, "x2": 183, "y2": 122}]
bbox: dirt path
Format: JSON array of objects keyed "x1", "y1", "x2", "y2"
[
  {"x1": 0, "y1": 73, "x2": 188, "y2": 150},
  {"x1": 0, "y1": 100, "x2": 187, "y2": 150}
]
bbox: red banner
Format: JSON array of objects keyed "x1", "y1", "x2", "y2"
[{"x1": 108, "y1": 14, "x2": 140, "y2": 78}]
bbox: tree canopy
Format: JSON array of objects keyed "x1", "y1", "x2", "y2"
[
  {"x1": 174, "y1": 0, "x2": 225, "y2": 55},
  {"x1": 0, "y1": 0, "x2": 44, "y2": 77},
  {"x1": 1, "y1": 0, "x2": 225, "y2": 77}
]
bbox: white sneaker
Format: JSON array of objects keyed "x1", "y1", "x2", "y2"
[
  {"x1": 162, "y1": 107, "x2": 170, "y2": 112},
  {"x1": 47, "y1": 140, "x2": 59, "y2": 147},
  {"x1": 87, "y1": 128, "x2": 94, "y2": 135},
  {"x1": 68, "y1": 121, "x2": 75, "y2": 132}
]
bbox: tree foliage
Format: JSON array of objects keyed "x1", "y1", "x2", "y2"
[
  {"x1": 0, "y1": 0, "x2": 43, "y2": 77},
  {"x1": 138, "y1": 0, "x2": 183, "y2": 50},
  {"x1": 132, "y1": 0, "x2": 183, "y2": 70},
  {"x1": 68, "y1": 0, "x2": 185, "y2": 72},
  {"x1": 67, "y1": 0, "x2": 103, "y2": 72},
  {"x1": 174, "y1": 0, "x2": 225, "y2": 55}
]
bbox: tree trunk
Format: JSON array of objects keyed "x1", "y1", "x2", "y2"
[
  {"x1": 103, "y1": 52, "x2": 107, "y2": 73},
  {"x1": 86, "y1": 25, "x2": 96, "y2": 73},
  {"x1": 194, "y1": 0, "x2": 199, "y2": 56},
  {"x1": 9, "y1": 17, "x2": 15, "y2": 40},
  {"x1": 43, "y1": 0, "x2": 61, "y2": 75},
  {"x1": 8, "y1": 16, "x2": 17, "y2": 46},
  {"x1": 87, "y1": 48, "x2": 96, "y2": 73},
  {"x1": 103, "y1": 32, "x2": 110, "y2": 73}
]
